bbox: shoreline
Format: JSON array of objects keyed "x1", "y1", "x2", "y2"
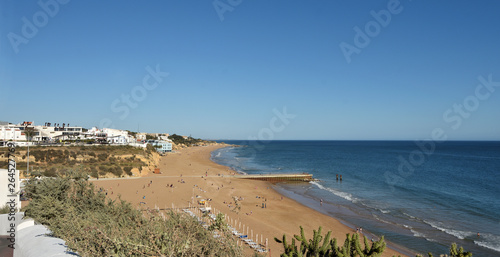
[
  {"x1": 213, "y1": 145, "x2": 417, "y2": 257},
  {"x1": 93, "y1": 144, "x2": 411, "y2": 257}
]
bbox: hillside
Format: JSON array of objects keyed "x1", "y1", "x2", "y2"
[{"x1": 0, "y1": 144, "x2": 160, "y2": 178}]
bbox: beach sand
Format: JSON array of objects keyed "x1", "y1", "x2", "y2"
[{"x1": 93, "y1": 145, "x2": 408, "y2": 257}]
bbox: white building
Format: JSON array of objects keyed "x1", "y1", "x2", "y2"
[
  {"x1": 102, "y1": 128, "x2": 132, "y2": 144},
  {"x1": 159, "y1": 134, "x2": 171, "y2": 141},
  {"x1": 136, "y1": 133, "x2": 147, "y2": 141},
  {"x1": 86, "y1": 127, "x2": 135, "y2": 144},
  {"x1": 33, "y1": 125, "x2": 84, "y2": 142},
  {"x1": 146, "y1": 140, "x2": 172, "y2": 153},
  {"x1": 0, "y1": 123, "x2": 24, "y2": 143},
  {"x1": 0, "y1": 121, "x2": 84, "y2": 144}
]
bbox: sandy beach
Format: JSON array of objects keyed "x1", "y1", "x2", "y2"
[{"x1": 93, "y1": 145, "x2": 408, "y2": 257}]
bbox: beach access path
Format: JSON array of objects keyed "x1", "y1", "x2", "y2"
[{"x1": 93, "y1": 144, "x2": 408, "y2": 257}]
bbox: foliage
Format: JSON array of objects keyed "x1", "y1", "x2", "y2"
[
  {"x1": 123, "y1": 166, "x2": 133, "y2": 176},
  {"x1": 417, "y1": 243, "x2": 472, "y2": 257},
  {"x1": 275, "y1": 226, "x2": 385, "y2": 257},
  {"x1": 145, "y1": 144, "x2": 156, "y2": 155},
  {"x1": 168, "y1": 134, "x2": 214, "y2": 147},
  {"x1": 23, "y1": 173, "x2": 242, "y2": 257},
  {"x1": 208, "y1": 213, "x2": 228, "y2": 232},
  {"x1": 24, "y1": 126, "x2": 37, "y2": 142},
  {"x1": 1, "y1": 145, "x2": 148, "y2": 177},
  {"x1": 90, "y1": 167, "x2": 99, "y2": 178},
  {"x1": 276, "y1": 226, "x2": 473, "y2": 257},
  {"x1": 0, "y1": 205, "x2": 10, "y2": 214}
]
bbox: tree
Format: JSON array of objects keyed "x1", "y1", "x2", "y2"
[{"x1": 24, "y1": 126, "x2": 36, "y2": 142}]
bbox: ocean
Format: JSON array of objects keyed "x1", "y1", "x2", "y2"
[{"x1": 211, "y1": 140, "x2": 500, "y2": 257}]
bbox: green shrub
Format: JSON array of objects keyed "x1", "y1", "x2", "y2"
[
  {"x1": 97, "y1": 153, "x2": 108, "y2": 161},
  {"x1": 123, "y1": 166, "x2": 133, "y2": 176},
  {"x1": 90, "y1": 167, "x2": 99, "y2": 178},
  {"x1": 23, "y1": 174, "x2": 242, "y2": 256},
  {"x1": 43, "y1": 167, "x2": 57, "y2": 177},
  {"x1": 0, "y1": 205, "x2": 10, "y2": 214},
  {"x1": 111, "y1": 166, "x2": 123, "y2": 177}
]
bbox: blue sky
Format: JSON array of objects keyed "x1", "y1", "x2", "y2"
[{"x1": 1, "y1": 0, "x2": 499, "y2": 140}]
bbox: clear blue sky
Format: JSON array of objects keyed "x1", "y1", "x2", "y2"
[{"x1": 1, "y1": 0, "x2": 499, "y2": 140}]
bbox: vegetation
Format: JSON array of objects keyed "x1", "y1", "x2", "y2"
[
  {"x1": 23, "y1": 126, "x2": 37, "y2": 142},
  {"x1": 0, "y1": 205, "x2": 10, "y2": 214},
  {"x1": 275, "y1": 226, "x2": 472, "y2": 257},
  {"x1": 275, "y1": 226, "x2": 385, "y2": 257},
  {"x1": 145, "y1": 134, "x2": 156, "y2": 140},
  {"x1": 0, "y1": 145, "x2": 149, "y2": 178},
  {"x1": 168, "y1": 134, "x2": 215, "y2": 147},
  {"x1": 23, "y1": 172, "x2": 242, "y2": 257}
]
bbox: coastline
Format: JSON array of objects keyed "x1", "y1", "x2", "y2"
[{"x1": 93, "y1": 144, "x2": 411, "y2": 257}]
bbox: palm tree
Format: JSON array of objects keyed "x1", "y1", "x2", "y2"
[{"x1": 24, "y1": 126, "x2": 37, "y2": 174}]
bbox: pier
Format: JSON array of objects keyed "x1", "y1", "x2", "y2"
[{"x1": 233, "y1": 173, "x2": 314, "y2": 183}]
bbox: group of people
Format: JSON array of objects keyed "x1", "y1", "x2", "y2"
[{"x1": 336, "y1": 174, "x2": 343, "y2": 181}]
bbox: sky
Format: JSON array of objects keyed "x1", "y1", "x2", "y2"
[{"x1": 1, "y1": 0, "x2": 500, "y2": 140}]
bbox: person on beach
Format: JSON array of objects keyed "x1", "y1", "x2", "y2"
[{"x1": 320, "y1": 199, "x2": 323, "y2": 206}]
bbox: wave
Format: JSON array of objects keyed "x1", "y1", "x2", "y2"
[
  {"x1": 418, "y1": 219, "x2": 500, "y2": 253},
  {"x1": 372, "y1": 215, "x2": 391, "y2": 225},
  {"x1": 410, "y1": 228, "x2": 425, "y2": 238},
  {"x1": 309, "y1": 181, "x2": 356, "y2": 202},
  {"x1": 402, "y1": 212, "x2": 416, "y2": 219},
  {"x1": 377, "y1": 208, "x2": 390, "y2": 214},
  {"x1": 423, "y1": 220, "x2": 474, "y2": 240},
  {"x1": 474, "y1": 233, "x2": 500, "y2": 253}
]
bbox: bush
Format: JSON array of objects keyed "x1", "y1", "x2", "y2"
[
  {"x1": 111, "y1": 166, "x2": 123, "y2": 177},
  {"x1": 97, "y1": 153, "x2": 108, "y2": 162},
  {"x1": 23, "y1": 174, "x2": 242, "y2": 256},
  {"x1": 90, "y1": 167, "x2": 99, "y2": 178},
  {"x1": 123, "y1": 166, "x2": 133, "y2": 176},
  {"x1": 0, "y1": 205, "x2": 10, "y2": 214},
  {"x1": 43, "y1": 167, "x2": 57, "y2": 177}
]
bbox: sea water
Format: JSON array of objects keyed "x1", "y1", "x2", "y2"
[{"x1": 212, "y1": 141, "x2": 500, "y2": 257}]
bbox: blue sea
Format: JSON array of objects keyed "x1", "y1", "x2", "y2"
[{"x1": 211, "y1": 141, "x2": 500, "y2": 257}]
